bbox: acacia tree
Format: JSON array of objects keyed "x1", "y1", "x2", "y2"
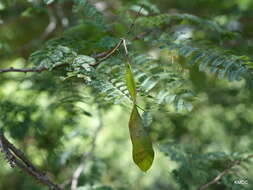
[{"x1": 0, "y1": 0, "x2": 253, "y2": 190}]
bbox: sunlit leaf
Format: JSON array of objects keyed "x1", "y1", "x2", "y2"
[
  {"x1": 125, "y1": 63, "x2": 137, "y2": 102},
  {"x1": 129, "y1": 105, "x2": 154, "y2": 172}
]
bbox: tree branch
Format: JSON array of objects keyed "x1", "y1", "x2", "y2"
[
  {"x1": 0, "y1": 38, "x2": 125, "y2": 74},
  {"x1": 0, "y1": 4, "x2": 147, "y2": 75},
  {"x1": 0, "y1": 63, "x2": 69, "y2": 74},
  {"x1": 91, "y1": 39, "x2": 124, "y2": 67},
  {"x1": 0, "y1": 67, "x2": 46, "y2": 74},
  {"x1": 0, "y1": 130, "x2": 63, "y2": 190},
  {"x1": 197, "y1": 154, "x2": 253, "y2": 190}
]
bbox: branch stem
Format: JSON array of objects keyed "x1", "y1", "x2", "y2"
[
  {"x1": 197, "y1": 154, "x2": 253, "y2": 190},
  {"x1": 0, "y1": 131, "x2": 63, "y2": 190}
]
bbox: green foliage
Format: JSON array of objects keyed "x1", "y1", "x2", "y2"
[
  {"x1": 125, "y1": 58, "x2": 154, "y2": 171},
  {"x1": 160, "y1": 143, "x2": 245, "y2": 190},
  {"x1": 73, "y1": 0, "x2": 105, "y2": 27},
  {"x1": 29, "y1": 45, "x2": 77, "y2": 70},
  {"x1": 87, "y1": 57, "x2": 132, "y2": 106},
  {"x1": 129, "y1": 105, "x2": 154, "y2": 172},
  {"x1": 1, "y1": 0, "x2": 253, "y2": 190},
  {"x1": 131, "y1": 54, "x2": 194, "y2": 112},
  {"x1": 0, "y1": 101, "x2": 37, "y2": 139},
  {"x1": 136, "y1": 13, "x2": 231, "y2": 35},
  {"x1": 163, "y1": 42, "x2": 253, "y2": 82},
  {"x1": 125, "y1": 61, "x2": 137, "y2": 102}
]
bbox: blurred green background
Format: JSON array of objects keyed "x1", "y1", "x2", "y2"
[{"x1": 1, "y1": 0, "x2": 253, "y2": 190}]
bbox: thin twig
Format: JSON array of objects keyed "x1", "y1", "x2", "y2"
[
  {"x1": 197, "y1": 154, "x2": 253, "y2": 190},
  {"x1": 0, "y1": 130, "x2": 63, "y2": 190},
  {"x1": 126, "y1": 5, "x2": 144, "y2": 35},
  {"x1": 1, "y1": 6, "x2": 146, "y2": 74},
  {"x1": 0, "y1": 63, "x2": 68, "y2": 74},
  {"x1": 0, "y1": 67, "x2": 46, "y2": 74},
  {"x1": 90, "y1": 5, "x2": 144, "y2": 66},
  {"x1": 0, "y1": 45, "x2": 121, "y2": 74},
  {"x1": 0, "y1": 33, "x2": 147, "y2": 75},
  {"x1": 70, "y1": 110, "x2": 104, "y2": 190},
  {"x1": 91, "y1": 39, "x2": 124, "y2": 67}
]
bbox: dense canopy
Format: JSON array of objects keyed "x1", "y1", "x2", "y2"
[{"x1": 0, "y1": 0, "x2": 253, "y2": 190}]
